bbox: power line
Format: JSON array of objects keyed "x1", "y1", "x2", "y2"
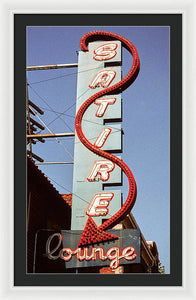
[
  {"x1": 28, "y1": 65, "x2": 102, "y2": 85},
  {"x1": 27, "y1": 65, "x2": 104, "y2": 131},
  {"x1": 47, "y1": 175, "x2": 113, "y2": 218},
  {"x1": 28, "y1": 84, "x2": 74, "y2": 132},
  {"x1": 37, "y1": 107, "x2": 122, "y2": 134},
  {"x1": 27, "y1": 86, "x2": 122, "y2": 161},
  {"x1": 30, "y1": 128, "x2": 121, "y2": 146},
  {"x1": 28, "y1": 80, "x2": 122, "y2": 135},
  {"x1": 44, "y1": 87, "x2": 91, "y2": 129},
  {"x1": 28, "y1": 83, "x2": 92, "y2": 133},
  {"x1": 27, "y1": 70, "x2": 121, "y2": 220},
  {"x1": 29, "y1": 106, "x2": 74, "y2": 160}
]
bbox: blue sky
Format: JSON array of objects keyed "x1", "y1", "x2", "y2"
[{"x1": 27, "y1": 26, "x2": 170, "y2": 273}]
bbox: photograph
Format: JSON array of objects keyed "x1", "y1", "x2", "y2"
[
  {"x1": 26, "y1": 25, "x2": 169, "y2": 274},
  {"x1": 14, "y1": 14, "x2": 182, "y2": 286}
]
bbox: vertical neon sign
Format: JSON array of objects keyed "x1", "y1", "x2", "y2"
[
  {"x1": 72, "y1": 32, "x2": 140, "y2": 247},
  {"x1": 71, "y1": 39, "x2": 122, "y2": 232}
]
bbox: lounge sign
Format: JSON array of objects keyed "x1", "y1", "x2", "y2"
[{"x1": 34, "y1": 229, "x2": 140, "y2": 272}]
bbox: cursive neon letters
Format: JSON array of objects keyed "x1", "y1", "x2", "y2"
[{"x1": 45, "y1": 233, "x2": 137, "y2": 269}]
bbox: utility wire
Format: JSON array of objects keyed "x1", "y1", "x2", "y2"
[
  {"x1": 47, "y1": 175, "x2": 113, "y2": 218},
  {"x1": 28, "y1": 84, "x2": 74, "y2": 132},
  {"x1": 27, "y1": 65, "x2": 103, "y2": 131},
  {"x1": 27, "y1": 84, "x2": 122, "y2": 158},
  {"x1": 28, "y1": 65, "x2": 102, "y2": 85},
  {"x1": 33, "y1": 128, "x2": 121, "y2": 145},
  {"x1": 29, "y1": 106, "x2": 74, "y2": 160},
  {"x1": 27, "y1": 72, "x2": 121, "y2": 220},
  {"x1": 44, "y1": 87, "x2": 91, "y2": 129},
  {"x1": 28, "y1": 79, "x2": 122, "y2": 135},
  {"x1": 28, "y1": 83, "x2": 92, "y2": 134},
  {"x1": 27, "y1": 63, "x2": 120, "y2": 132},
  {"x1": 37, "y1": 107, "x2": 122, "y2": 134},
  {"x1": 27, "y1": 64, "x2": 104, "y2": 129}
]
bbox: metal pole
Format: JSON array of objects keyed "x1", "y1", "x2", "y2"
[
  {"x1": 36, "y1": 162, "x2": 74, "y2": 165},
  {"x1": 29, "y1": 100, "x2": 44, "y2": 115},
  {"x1": 27, "y1": 151, "x2": 44, "y2": 162},
  {"x1": 26, "y1": 82, "x2": 32, "y2": 157},
  {"x1": 26, "y1": 63, "x2": 78, "y2": 71},
  {"x1": 27, "y1": 191, "x2": 31, "y2": 232},
  {"x1": 27, "y1": 133, "x2": 75, "y2": 139}
]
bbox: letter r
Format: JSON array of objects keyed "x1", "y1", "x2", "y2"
[{"x1": 87, "y1": 160, "x2": 115, "y2": 181}]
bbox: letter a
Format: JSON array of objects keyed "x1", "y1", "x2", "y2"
[{"x1": 89, "y1": 70, "x2": 116, "y2": 89}]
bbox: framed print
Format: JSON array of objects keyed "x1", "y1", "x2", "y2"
[
  {"x1": 3, "y1": 0, "x2": 195, "y2": 295},
  {"x1": 13, "y1": 13, "x2": 182, "y2": 286}
]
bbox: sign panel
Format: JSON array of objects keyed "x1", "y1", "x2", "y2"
[
  {"x1": 34, "y1": 229, "x2": 140, "y2": 272},
  {"x1": 71, "y1": 40, "x2": 123, "y2": 230},
  {"x1": 71, "y1": 31, "x2": 139, "y2": 248}
]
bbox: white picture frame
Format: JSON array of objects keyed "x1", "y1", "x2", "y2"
[{"x1": 0, "y1": 0, "x2": 195, "y2": 298}]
